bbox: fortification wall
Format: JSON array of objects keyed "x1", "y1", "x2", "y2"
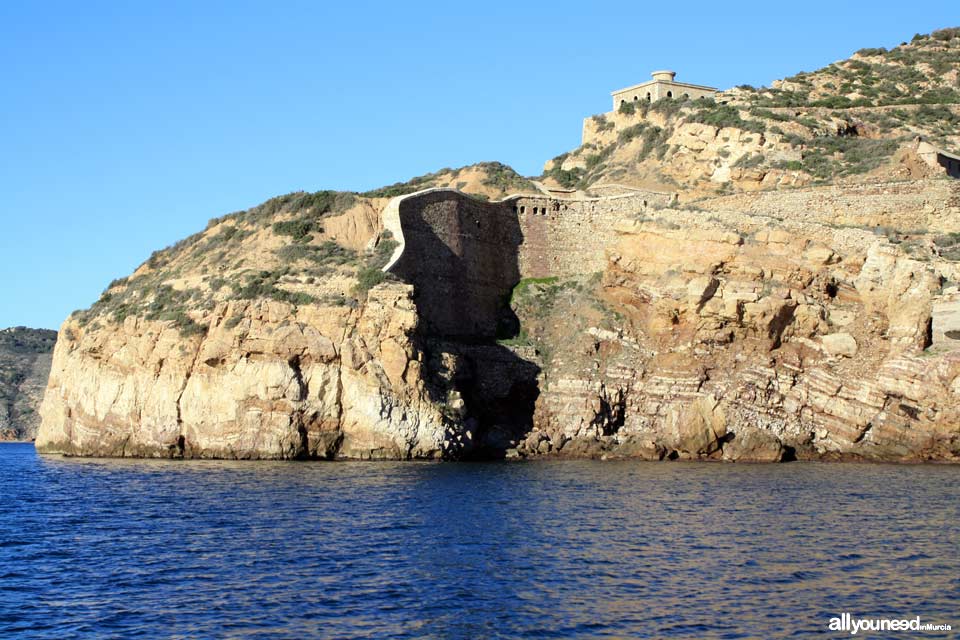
[
  {"x1": 384, "y1": 189, "x2": 677, "y2": 332},
  {"x1": 696, "y1": 179, "x2": 960, "y2": 232},
  {"x1": 386, "y1": 189, "x2": 521, "y2": 338},
  {"x1": 509, "y1": 192, "x2": 671, "y2": 278}
]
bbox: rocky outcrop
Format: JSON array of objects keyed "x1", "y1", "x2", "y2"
[
  {"x1": 37, "y1": 285, "x2": 460, "y2": 459},
  {"x1": 35, "y1": 186, "x2": 960, "y2": 462},
  {"x1": 0, "y1": 327, "x2": 57, "y2": 441},
  {"x1": 518, "y1": 212, "x2": 960, "y2": 462}
]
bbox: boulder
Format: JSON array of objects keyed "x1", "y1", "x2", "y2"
[
  {"x1": 822, "y1": 332, "x2": 858, "y2": 357},
  {"x1": 722, "y1": 429, "x2": 784, "y2": 462}
]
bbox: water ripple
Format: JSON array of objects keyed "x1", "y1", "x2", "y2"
[{"x1": 0, "y1": 444, "x2": 958, "y2": 638}]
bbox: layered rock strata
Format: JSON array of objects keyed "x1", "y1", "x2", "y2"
[{"x1": 36, "y1": 186, "x2": 960, "y2": 461}]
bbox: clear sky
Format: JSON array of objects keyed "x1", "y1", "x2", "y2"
[{"x1": 1, "y1": 0, "x2": 956, "y2": 330}]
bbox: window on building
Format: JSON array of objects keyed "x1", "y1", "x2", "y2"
[
  {"x1": 683, "y1": 93, "x2": 689, "y2": 99},
  {"x1": 520, "y1": 206, "x2": 525, "y2": 214},
  {"x1": 667, "y1": 91, "x2": 673, "y2": 98},
  {"x1": 633, "y1": 95, "x2": 638, "y2": 101},
  {"x1": 646, "y1": 93, "x2": 651, "y2": 101}
]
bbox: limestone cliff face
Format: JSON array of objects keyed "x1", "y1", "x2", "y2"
[
  {"x1": 37, "y1": 285, "x2": 460, "y2": 459},
  {"x1": 34, "y1": 185, "x2": 960, "y2": 462},
  {"x1": 520, "y1": 214, "x2": 960, "y2": 462}
]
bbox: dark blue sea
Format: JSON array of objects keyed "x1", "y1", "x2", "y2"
[{"x1": 1, "y1": 443, "x2": 958, "y2": 638}]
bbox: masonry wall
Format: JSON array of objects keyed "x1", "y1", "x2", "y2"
[
  {"x1": 388, "y1": 190, "x2": 521, "y2": 338},
  {"x1": 386, "y1": 190, "x2": 678, "y2": 332},
  {"x1": 696, "y1": 179, "x2": 960, "y2": 233},
  {"x1": 509, "y1": 193, "x2": 670, "y2": 278},
  {"x1": 612, "y1": 82, "x2": 716, "y2": 110}
]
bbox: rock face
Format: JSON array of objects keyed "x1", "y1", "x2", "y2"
[
  {"x1": 35, "y1": 184, "x2": 960, "y2": 462},
  {"x1": 0, "y1": 327, "x2": 57, "y2": 441},
  {"x1": 38, "y1": 285, "x2": 459, "y2": 459},
  {"x1": 520, "y1": 213, "x2": 960, "y2": 462}
]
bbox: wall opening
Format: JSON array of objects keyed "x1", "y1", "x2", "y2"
[{"x1": 667, "y1": 90, "x2": 673, "y2": 98}]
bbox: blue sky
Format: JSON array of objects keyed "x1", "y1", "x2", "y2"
[{"x1": 1, "y1": 0, "x2": 956, "y2": 330}]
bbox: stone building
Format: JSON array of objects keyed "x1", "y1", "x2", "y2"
[{"x1": 611, "y1": 70, "x2": 717, "y2": 109}]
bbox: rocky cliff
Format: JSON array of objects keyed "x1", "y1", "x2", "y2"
[
  {"x1": 0, "y1": 327, "x2": 57, "y2": 441},
  {"x1": 35, "y1": 28, "x2": 960, "y2": 461}
]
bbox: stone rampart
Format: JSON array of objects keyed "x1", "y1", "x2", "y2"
[
  {"x1": 510, "y1": 192, "x2": 672, "y2": 277},
  {"x1": 695, "y1": 179, "x2": 960, "y2": 232},
  {"x1": 385, "y1": 189, "x2": 521, "y2": 338},
  {"x1": 384, "y1": 189, "x2": 676, "y2": 306}
]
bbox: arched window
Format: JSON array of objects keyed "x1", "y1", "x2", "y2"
[
  {"x1": 683, "y1": 93, "x2": 689, "y2": 99},
  {"x1": 633, "y1": 95, "x2": 638, "y2": 101},
  {"x1": 667, "y1": 90, "x2": 673, "y2": 98},
  {"x1": 620, "y1": 99, "x2": 626, "y2": 107},
  {"x1": 646, "y1": 92, "x2": 651, "y2": 101}
]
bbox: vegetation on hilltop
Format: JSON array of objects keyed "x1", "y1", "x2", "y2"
[
  {"x1": 70, "y1": 189, "x2": 371, "y2": 335},
  {"x1": 67, "y1": 160, "x2": 535, "y2": 339},
  {"x1": 363, "y1": 162, "x2": 539, "y2": 199},
  {"x1": 545, "y1": 27, "x2": 960, "y2": 195}
]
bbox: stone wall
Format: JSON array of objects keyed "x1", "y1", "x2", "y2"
[
  {"x1": 695, "y1": 179, "x2": 960, "y2": 232},
  {"x1": 510, "y1": 192, "x2": 672, "y2": 278},
  {"x1": 386, "y1": 189, "x2": 521, "y2": 338},
  {"x1": 385, "y1": 189, "x2": 677, "y2": 296}
]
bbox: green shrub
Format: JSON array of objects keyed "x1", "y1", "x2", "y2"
[
  {"x1": 733, "y1": 153, "x2": 765, "y2": 169},
  {"x1": 477, "y1": 161, "x2": 538, "y2": 193},
  {"x1": 687, "y1": 104, "x2": 765, "y2": 133},
  {"x1": 638, "y1": 127, "x2": 669, "y2": 159},
  {"x1": 592, "y1": 114, "x2": 614, "y2": 132},
  {"x1": 618, "y1": 123, "x2": 647, "y2": 143},
  {"x1": 272, "y1": 218, "x2": 320, "y2": 242},
  {"x1": 353, "y1": 232, "x2": 399, "y2": 296},
  {"x1": 544, "y1": 164, "x2": 584, "y2": 189},
  {"x1": 233, "y1": 271, "x2": 317, "y2": 305},
  {"x1": 275, "y1": 241, "x2": 357, "y2": 266},
  {"x1": 649, "y1": 96, "x2": 686, "y2": 119}
]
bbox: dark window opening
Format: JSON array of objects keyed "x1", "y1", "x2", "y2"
[{"x1": 667, "y1": 91, "x2": 673, "y2": 98}]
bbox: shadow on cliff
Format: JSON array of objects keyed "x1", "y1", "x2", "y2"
[{"x1": 388, "y1": 192, "x2": 540, "y2": 459}]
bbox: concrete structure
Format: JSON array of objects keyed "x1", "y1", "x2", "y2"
[{"x1": 611, "y1": 71, "x2": 717, "y2": 110}]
